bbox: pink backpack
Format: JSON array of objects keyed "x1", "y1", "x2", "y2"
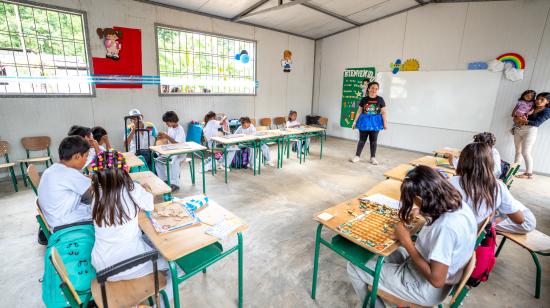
[{"x1": 467, "y1": 223, "x2": 497, "y2": 287}]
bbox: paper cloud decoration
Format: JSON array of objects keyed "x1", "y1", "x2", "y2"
[{"x1": 467, "y1": 62, "x2": 488, "y2": 70}]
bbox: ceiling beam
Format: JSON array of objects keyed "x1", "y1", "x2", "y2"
[
  {"x1": 233, "y1": 0, "x2": 311, "y2": 22},
  {"x1": 300, "y1": 2, "x2": 361, "y2": 26},
  {"x1": 230, "y1": 0, "x2": 271, "y2": 22}
]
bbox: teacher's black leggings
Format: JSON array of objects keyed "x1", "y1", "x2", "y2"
[{"x1": 356, "y1": 130, "x2": 379, "y2": 158}]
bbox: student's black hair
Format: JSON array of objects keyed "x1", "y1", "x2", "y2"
[
  {"x1": 204, "y1": 111, "x2": 216, "y2": 124},
  {"x1": 58, "y1": 136, "x2": 90, "y2": 161},
  {"x1": 68, "y1": 125, "x2": 92, "y2": 138},
  {"x1": 473, "y1": 132, "x2": 496, "y2": 147},
  {"x1": 162, "y1": 111, "x2": 179, "y2": 123},
  {"x1": 239, "y1": 116, "x2": 251, "y2": 125},
  {"x1": 91, "y1": 126, "x2": 108, "y2": 143},
  {"x1": 399, "y1": 165, "x2": 462, "y2": 226},
  {"x1": 519, "y1": 90, "x2": 536, "y2": 101},
  {"x1": 367, "y1": 81, "x2": 379, "y2": 90},
  {"x1": 535, "y1": 92, "x2": 550, "y2": 107},
  {"x1": 288, "y1": 110, "x2": 297, "y2": 121}
]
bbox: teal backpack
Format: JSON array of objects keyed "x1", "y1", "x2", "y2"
[{"x1": 42, "y1": 223, "x2": 96, "y2": 307}]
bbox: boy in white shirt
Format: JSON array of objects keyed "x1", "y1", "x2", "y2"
[
  {"x1": 155, "y1": 111, "x2": 186, "y2": 191},
  {"x1": 68, "y1": 125, "x2": 100, "y2": 169},
  {"x1": 38, "y1": 136, "x2": 92, "y2": 229},
  {"x1": 202, "y1": 111, "x2": 237, "y2": 172},
  {"x1": 92, "y1": 126, "x2": 111, "y2": 152},
  {"x1": 235, "y1": 117, "x2": 275, "y2": 168}
]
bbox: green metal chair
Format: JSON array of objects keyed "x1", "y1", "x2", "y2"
[
  {"x1": 495, "y1": 229, "x2": 550, "y2": 299},
  {"x1": 502, "y1": 163, "x2": 520, "y2": 189},
  {"x1": 18, "y1": 136, "x2": 53, "y2": 187},
  {"x1": 0, "y1": 141, "x2": 18, "y2": 192}
]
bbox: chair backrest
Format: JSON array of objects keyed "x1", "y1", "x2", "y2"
[
  {"x1": 502, "y1": 163, "x2": 519, "y2": 185},
  {"x1": 256, "y1": 126, "x2": 268, "y2": 131},
  {"x1": 27, "y1": 164, "x2": 41, "y2": 190},
  {"x1": 259, "y1": 118, "x2": 272, "y2": 127},
  {"x1": 0, "y1": 140, "x2": 9, "y2": 156},
  {"x1": 251, "y1": 118, "x2": 256, "y2": 126},
  {"x1": 37, "y1": 200, "x2": 52, "y2": 234},
  {"x1": 449, "y1": 254, "x2": 476, "y2": 306},
  {"x1": 318, "y1": 117, "x2": 328, "y2": 126},
  {"x1": 49, "y1": 247, "x2": 82, "y2": 306},
  {"x1": 478, "y1": 216, "x2": 490, "y2": 239},
  {"x1": 21, "y1": 136, "x2": 51, "y2": 151},
  {"x1": 273, "y1": 116, "x2": 286, "y2": 126}
]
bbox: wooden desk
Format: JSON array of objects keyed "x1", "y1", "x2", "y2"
[
  {"x1": 311, "y1": 179, "x2": 423, "y2": 308},
  {"x1": 433, "y1": 148, "x2": 461, "y2": 158},
  {"x1": 149, "y1": 142, "x2": 207, "y2": 193},
  {"x1": 122, "y1": 152, "x2": 144, "y2": 168},
  {"x1": 385, "y1": 163, "x2": 454, "y2": 182},
  {"x1": 139, "y1": 200, "x2": 247, "y2": 308},
  {"x1": 409, "y1": 155, "x2": 457, "y2": 175},
  {"x1": 130, "y1": 171, "x2": 171, "y2": 196}
]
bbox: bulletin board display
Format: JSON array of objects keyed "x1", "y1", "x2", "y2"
[{"x1": 340, "y1": 67, "x2": 376, "y2": 128}]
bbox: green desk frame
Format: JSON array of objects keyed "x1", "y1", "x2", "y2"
[{"x1": 151, "y1": 149, "x2": 207, "y2": 194}]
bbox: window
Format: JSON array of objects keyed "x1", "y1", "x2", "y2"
[
  {"x1": 0, "y1": 1, "x2": 92, "y2": 95},
  {"x1": 156, "y1": 25, "x2": 256, "y2": 95}
]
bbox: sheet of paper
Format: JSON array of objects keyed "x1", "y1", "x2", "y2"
[
  {"x1": 360, "y1": 193, "x2": 400, "y2": 209},
  {"x1": 317, "y1": 212, "x2": 334, "y2": 221}
]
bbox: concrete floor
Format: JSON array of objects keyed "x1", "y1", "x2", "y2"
[{"x1": 0, "y1": 137, "x2": 549, "y2": 308}]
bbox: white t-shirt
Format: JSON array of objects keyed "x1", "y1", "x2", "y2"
[
  {"x1": 38, "y1": 163, "x2": 92, "y2": 228},
  {"x1": 492, "y1": 148, "x2": 502, "y2": 178},
  {"x1": 235, "y1": 124, "x2": 256, "y2": 135},
  {"x1": 415, "y1": 203, "x2": 477, "y2": 284},
  {"x1": 449, "y1": 176, "x2": 522, "y2": 224},
  {"x1": 168, "y1": 124, "x2": 186, "y2": 143},
  {"x1": 203, "y1": 120, "x2": 222, "y2": 141},
  {"x1": 85, "y1": 147, "x2": 96, "y2": 169},
  {"x1": 286, "y1": 120, "x2": 300, "y2": 128},
  {"x1": 91, "y1": 183, "x2": 154, "y2": 281}
]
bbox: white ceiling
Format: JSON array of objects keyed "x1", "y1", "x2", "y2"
[{"x1": 144, "y1": 0, "x2": 436, "y2": 39}]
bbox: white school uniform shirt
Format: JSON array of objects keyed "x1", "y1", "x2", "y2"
[
  {"x1": 414, "y1": 203, "x2": 477, "y2": 284},
  {"x1": 492, "y1": 148, "x2": 502, "y2": 178},
  {"x1": 449, "y1": 176, "x2": 522, "y2": 224},
  {"x1": 38, "y1": 163, "x2": 92, "y2": 228},
  {"x1": 235, "y1": 124, "x2": 256, "y2": 135},
  {"x1": 286, "y1": 120, "x2": 300, "y2": 128},
  {"x1": 203, "y1": 120, "x2": 221, "y2": 141},
  {"x1": 168, "y1": 124, "x2": 186, "y2": 143},
  {"x1": 91, "y1": 184, "x2": 154, "y2": 281},
  {"x1": 85, "y1": 147, "x2": 96, "y2": 169}
]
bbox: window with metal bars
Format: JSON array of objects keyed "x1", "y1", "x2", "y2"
[
  {"x1": 156, "y1": 25, "x2": 256, "y2": 95},
  {"x1": 0, "y1": 1, "x2": 92, "y2": 96}
]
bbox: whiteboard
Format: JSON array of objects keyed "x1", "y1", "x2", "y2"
[{"x1": 377, "y1": 71, "x2": 501, "y2": 132}]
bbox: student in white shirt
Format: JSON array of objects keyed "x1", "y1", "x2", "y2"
[
  {"x1": 89, "y1": 149, "x2": 173, "y2": 305},
  {"x1": 286, "y1": 110, "x2": 310, "y2": 154},
  {"x1": 348, "y1": 166, "x2": 477, "y2": 307},
  {"x1": 92, "y1": 126, "x2": 111, "y2": 152},
  {"x1": 68, "y1": 125, "x2": 100, "y2": 169},
  {"x1": 235, "y1": 117, "x2": 275, "y2": 168},
  {"x1": 155, "y1": 111, "x2": 186, "y2": 190},
  {"x1": 202, "y1": 111, "x2": 237, "y2": 172},
  {"x1": 450, "y1": 142, "x2": 536, "y2": 233},
  {"x1": 38, "y1": 136, "x2": 92, "y2": 229},
  {"x1": 448, "y1": 132, "x2": 502, "y2": 178}
]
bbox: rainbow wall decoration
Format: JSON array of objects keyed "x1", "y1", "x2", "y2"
[{"x1": 497, "y1": 53, "x2": 525, "y2": 70}]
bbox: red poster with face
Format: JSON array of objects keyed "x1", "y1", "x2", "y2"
[{"x1": 92, "y1": 27, "x2": 142, "y2": 88}]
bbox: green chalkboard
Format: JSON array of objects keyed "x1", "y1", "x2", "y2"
[{"x1": 340, "y1": 67, "x2": 376, "y2": 128}]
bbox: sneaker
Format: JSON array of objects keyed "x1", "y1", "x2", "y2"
[
  {"x1": 201, "y1": 163, "x2": 213, "y2": 172},
  {"x1": 38, "y1": 229, "x2": 48, "y2": 246},
  {"x1": 349, "y1": 156, "x2": 360, "y2": 163},
  {"x1": 267, "y1": 161, "x2": 275, "y2": 167},
  {"x1": 370, "y1": 157, "x2": 379, "y2": 165},
  {"x1": 515, "y1": 173, "x2": 532, "y2": 179},
  {"x1": 170, "y1": 184, "x2": 180, "y2": 192}
]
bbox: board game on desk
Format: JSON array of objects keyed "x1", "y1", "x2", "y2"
[
  {"x1": 409, "y1": 155, "x2": 456, "y2": 175},
  {"x1": 149, "y1": 141, "x2": 206, "y2": 156}
]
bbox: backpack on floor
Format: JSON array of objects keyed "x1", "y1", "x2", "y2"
[
  {"x1": 42, "y1": 223, "x2": 96, "y2": 307},
  {"x1": 467, "y1": 223, "x2": 497, "y2": 287}
]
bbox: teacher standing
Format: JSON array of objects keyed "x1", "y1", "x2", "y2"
[
  {"x1": 350, "y1": 81, "x2": 387, "y2": 165},
  {"x1": 513, "y1": 92, "x2": 550, "y2": 179}
]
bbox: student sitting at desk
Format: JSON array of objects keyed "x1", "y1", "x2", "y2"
[
  {"x1": 89, "y1": 149, "x2": 173, "y2": 305},
  {"x1": 235, "y1": 117, "x2": 275, "y2": 167},
  {"x1": 155, "y1": 111, "x2": 186, "y2": 191},
  {"x1": 286, "y1": 110, "x2": 309, "y2": 154},
  {"x1": 348, "y1": 166, "x2": 477, "y2": 307},
  {"x1": 450, "y1": 142, "x2": 536, "y2": 233},
  {"x1": 68, "y1": 125, "x2": 100, "y2": 168},
  {"x1": 38, "y1": 136, "x2": 93, "y2": 229},
  {"x1": 91, "y1": 126, "x2": 111, "y2": 152},
  {"x1": 125, "y1": 109, "x2": 158, "y2": 168},
  {"x1": 202, "y1": 111, "x2": 237, "y2": 172}
]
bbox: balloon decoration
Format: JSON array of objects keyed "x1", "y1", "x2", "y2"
[{"x1": 234, "y1": 50, "x2": 250, "y2": 64}]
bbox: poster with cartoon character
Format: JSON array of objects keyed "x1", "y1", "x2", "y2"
[
  {"x1": 97, "y1": 28, "x2": 122, "y2": 60},
  {"x1": 281, "y1": 50, "x2": 292, "y2": 72}
]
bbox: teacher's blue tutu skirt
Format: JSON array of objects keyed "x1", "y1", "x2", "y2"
[{"x1": 356, "y1": 114, "x2": 384, "y2": 131}]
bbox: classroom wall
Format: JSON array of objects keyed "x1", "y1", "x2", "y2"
[
  {"x1": 313, "y1": 0, "x2": 550, "y2": 174},
  {"x1": 0, "y1": 0, "x2": 314, "y2": 171}
]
